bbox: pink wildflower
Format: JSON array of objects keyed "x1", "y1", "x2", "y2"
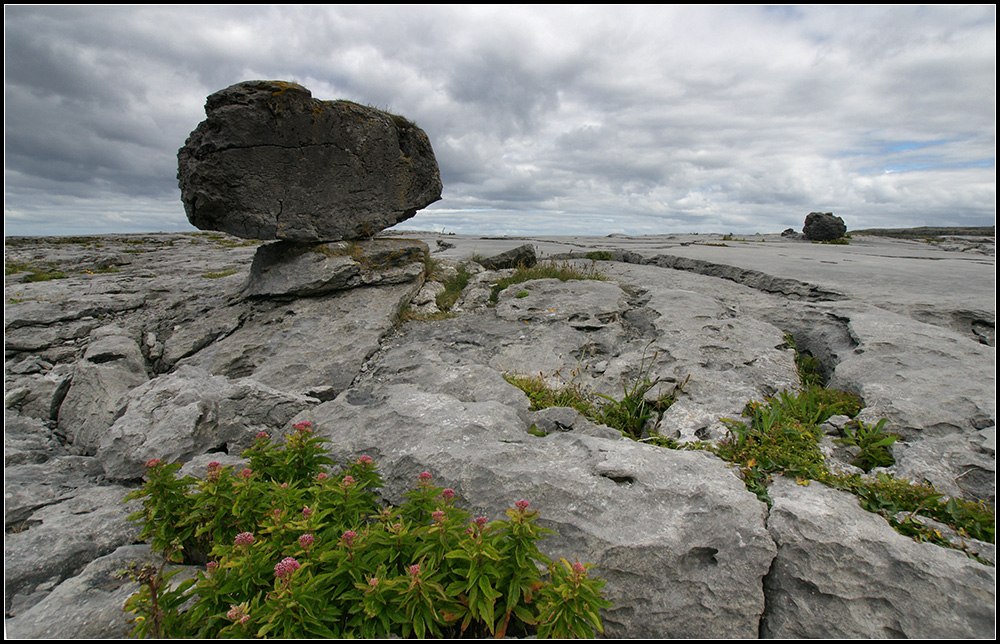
[
  {"x1": 144, "y1": 458, "x2": 161, "y2": 468},
  {"x1": 432, "y1": 510, "x2": 446, "y2": 523},
  {"x1": 206, "y1": 561, "x2": 218, "y2": 573},
  {"x1": 315, "y1": 472, "x2": 329, "y2": 482},
  {"x1": 301, "y1": 506, "x2": 313, "y2": 518},
  {"x1": 369, "y1": 577, "x2": 379, "y2": 587},
  {"x1": 515, "y1": 499, "x2": 530, "y2": 511},
  {"x1": 234, "y1": 532, "x2": 255, "y2": 547},
  {"x1": 292, "y1": 421, "x2": 312, "y2": 433},
  {"x1": 255, "y1": 431, "x2": 269, "y2": 441},
  {"x1": 409, "y1": 563, "x2": 421, "y2": 577},
  {"x1": 340, "y1": 530, "x2": 357, "y2": 546},
  {"x1": 418, "y1": 471, "x2": 433, "y2": 482},
  {"x1": 475, "y1": 516, "x2": 488, "y2": 528},
  {"x1": 441, "y1": 488, "x2": 455, "y2": 500},
  {"x1": 342, "y1": 475, "x2": 355, "y2": 486},
  {"x1": 299, "y1": 534, "x2": 315, "y2": 549},
  {"x1": 573, "y1": 562, "x2": 586, "y2": 575},
  {"x1": 238, "y1": 468, "x2": 253, "y2": 479},
  {"x1": 227, "y1": 604, "x2": 250, "y2": 624},
  {"x1": 357, "y1": 455, "x2": 374, "y2": 465},
  {"x1": 274, "y1": 557, "x2": 300, "y2": 580}
]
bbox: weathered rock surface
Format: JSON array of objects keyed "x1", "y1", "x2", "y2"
[
  {"x1": 4, "y1": 229, "x2": 994, "y2": 638},
  {"x1": 802, "y1": 211, "x2": 847, "y2": 241},
  {"x1": 177, "y1": 81, "x2": 442, "y2": 241},
  {"x1": 762, "y1": 477, "x2": 995, "y2": 638}
]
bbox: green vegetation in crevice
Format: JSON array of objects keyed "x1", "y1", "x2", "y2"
[
  {"x1": 506, "y1": 337, "x2": 994, "y2": 561},
  {"x1": 6, "y1": 261, "x2": 68, "y2": 282},
  {"x1": 435, "y1": 265, "x2": 473, "y2": 313},
  {"x1": 504, "y1": 346, "x2": 687, "y2": 442},
  {"x1": 490, "y1": 260, "x2": 607, "y2": 303},
  {"x1": 200, "y1": 269, "x2": 240, "y2": 279}
]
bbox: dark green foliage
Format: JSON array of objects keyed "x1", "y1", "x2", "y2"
[
  {"x1": 123, "y1": 423, "x2": 609, "y2": 638},
  {"x1": 835, "y1": 418, "x2": 897, "y2": 471}
]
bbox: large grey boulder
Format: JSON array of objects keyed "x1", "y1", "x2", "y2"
[
  {"x1": 177, "y1": 80, "x2": 442, "y2": 242},
  {"x1": 762, "y1": 477, "x2": 995, "y2": 638},
  {"x1": 802, "y1": 211, "x2": 847, "y2": 241}
]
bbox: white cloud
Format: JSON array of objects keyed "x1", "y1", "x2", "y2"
[{"x1": 4, "y1": 5, "x2": 995, "y2": 237}]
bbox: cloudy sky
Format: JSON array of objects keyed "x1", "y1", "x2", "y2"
[{"x1": 4, "y1": 5, "x2": 996, "y2": 237}]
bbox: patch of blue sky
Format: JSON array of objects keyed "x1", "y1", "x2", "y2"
[{"x1": 881, "y1": 158, "x2": 995, "y2": 173}]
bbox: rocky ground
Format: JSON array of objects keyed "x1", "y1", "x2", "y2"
[{"x1": 4, "y1": 229, "x2": 995, "y2": 638}]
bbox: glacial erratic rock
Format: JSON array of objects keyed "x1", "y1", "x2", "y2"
[
  {"x1": 802, "y1": 211, "x2": 847, "y2": 241},
  {"x1": 177, "y1": 80, "x2": 442, "y2": 242}
]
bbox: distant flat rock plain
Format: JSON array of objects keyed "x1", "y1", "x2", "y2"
[{"x1": 3, "y1": 227, "x2": 995, "y2": 638}]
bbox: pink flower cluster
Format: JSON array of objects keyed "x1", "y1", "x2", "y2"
[
  {"x1": 340, "y1": 530, "x2": 357, "y2": 546},
  {"x1": 144, "y1": 458, "x2": 162, "y2": 469},
  {"x1": 357, "y1": 455, "x2": 374, "y2": 465},
  {"x1": 274, "y1": 556, "x2": 301, "y2": 579},
  {"x1": 299, "y1": 534, "x2": 315, "y2": 549},
  {"x1": 418, "y1": 471, "x2": 433, "y2": 482},
  {"x1": 341, "y1": 475, "x2": 355, "y2": 487},
  {"x1": 515, "y1": 499, "x2": 530, "y2": 511},
  {"x1": 292, "y1": 421, "x2": 312, "y2": 433},
  {"x1": 441, "y1": 488, "x2": 455, "y2": 500},
  {"x1": 234, "y1": 532, "x2": 255, "y2": 547},
  {"x1": 227, "y1": 604, "x2": 250, "y2": 624},
  {"x1": 301, "y1": 506, "x2": 313, "y2": 518}
]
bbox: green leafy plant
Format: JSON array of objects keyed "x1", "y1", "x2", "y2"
[
  {"x1": 123, "y1": 422, "x2": 609, "y2": 638},
  {"x1": 835, "y1": 418, "x2": 897, "y2": 471}
]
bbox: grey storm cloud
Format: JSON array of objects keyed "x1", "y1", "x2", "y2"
[{"x1": 3, "y1": 4, "x2": 995, "y2": 237}]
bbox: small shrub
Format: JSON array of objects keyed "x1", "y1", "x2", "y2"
[{"x1": 123, "y1": 422, "x2": 609, "y2": 638}]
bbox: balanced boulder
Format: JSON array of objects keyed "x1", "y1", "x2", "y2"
[
  {"x1": 177, "y1": 80, "x2": 442, "y2": 242},
  {"x1": 802, "y1": 212, "x2": 847, "y2": 241}
]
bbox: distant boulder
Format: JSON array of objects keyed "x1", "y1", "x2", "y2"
[
  {"x1": 477, "y1": 243, "x2": 537, "y2": 270},
  {"x1": 177, "y1": 80, "x2": 442, "y2": 242},
  {"x1": 802, "y1": 212, "x2": 847, "y2": 241}
]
